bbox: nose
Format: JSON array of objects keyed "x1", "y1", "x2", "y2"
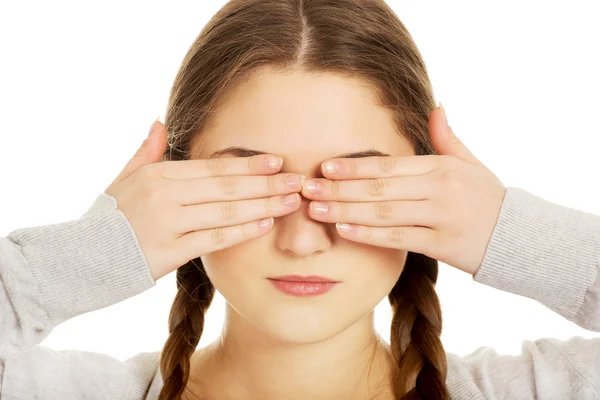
[{"x1": 275, "y1": 196, "x2": 333, "y2": 258}]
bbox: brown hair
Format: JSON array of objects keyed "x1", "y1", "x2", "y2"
[{"x1": 158, "y1": 0, "x2": 448, "y2": 399}]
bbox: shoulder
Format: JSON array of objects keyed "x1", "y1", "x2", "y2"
[{"x1": 125, "y1": 351, "x2": 162, "y2": 399}]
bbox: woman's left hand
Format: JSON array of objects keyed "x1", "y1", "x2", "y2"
[{"x1": 301, "y1": 105, "x2": 507, "y2": 276}]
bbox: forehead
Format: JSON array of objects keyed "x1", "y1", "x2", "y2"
[{"x1": 192, "y1": 68, "x2": 413, "y2": 173}]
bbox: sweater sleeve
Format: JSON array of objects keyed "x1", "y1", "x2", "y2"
[
  {"x1": 446, "y1": 187, "x2": 600, "y2": 399},
  {"x1": 0, "y1": 193, "x2": 159, "y2": 399}
]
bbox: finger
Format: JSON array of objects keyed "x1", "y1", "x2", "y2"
[
  {"x1": 175, "y1": 217, "x2": 275, "y2": 261},
  {"x1": 428, "y1": 105, "x2": 484, "y2": 167},
  {"x1": 308, "y1": 200, "x2": 438, "y2": 228},
  {"x1": 447, "y1": 125, "x2": 484, "y2": 167},
  {"x1": 301, "y1": 175, "x2": 434, "y2": 202},
  {"x1": 428, "y1": 104, "x2": 451, "y2": 156},
  {"x1": 158, "y1": 154, "x2": 284, "y2": 180},
  {"x1": 176, "y1": 193, "x2": 301, "y2": 233},
  {"x1": 170, "y1": 173, "x2": 305, "y2": 205},
  {"x1": 320, "y1": 155, "x2": 445, "y2": 180},
  {"x1": 109, "y1": 118, "x2": 165, "y2": 187},
  {"x1": 335, "y1": 223, "x2": 438, "y2": 255}
]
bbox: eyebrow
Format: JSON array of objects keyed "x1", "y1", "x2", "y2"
[{"x1": 210, "y1": 147, "x2": 391, "y2": 159}]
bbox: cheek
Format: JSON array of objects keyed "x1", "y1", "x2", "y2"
[
  {"x1": 343, "y1": 244, "x2": 406, "y2": 288},
  {"x1": 373, "y1": 250, "x2": 406, "y2": 290},
  {"x1": 342, "y1": 248, "x2": 407, "y2": 311},
  {"x1": 200, "y1": 243, "x2": 271, "y2": 323},
  {"x1": 201, "y1": 248, "x2": 253, "y2": 295}
]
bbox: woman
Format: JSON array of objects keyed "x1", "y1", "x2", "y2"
[{"x1": 1, "y1": 0, "x2": 599, "y2": 399}]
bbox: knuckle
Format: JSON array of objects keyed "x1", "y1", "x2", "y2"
[
  {"x1": 442, "y1": 169, "x2": 463, "y2": 191},
  {"x1": 220, "y1": 201, "x2": 237, "y2": 220},
  {"x1": 375, "y1": 201, "x2": 393, "y2": 220},
  {"x1": 247, "y1": 157, "x2": 257, "y2": 174},
  {"x1": 430, "y1": 154, "x2": 445, "y2": 168},
  {"x1": 378, "y1": 156, "x2": 396, "y2": 173},
  {"x1": 388, "y1": 226, "x2": 404, "y2": 244},
  {"x1": 366, "y1": 178, "x2": 385, "y2": 196},
  {"x1": 437, "y1": 154, "x2": 456, "y2": 170},
  {"x1": 362, "y1": 225, "x2": 373, "y2": 241},
  {"x1": 141, "y1": 163, "x2": 157, "y2": 176},
  {"x1": 211, "y1": 227, "x2": 226, "y2": 245},
  {"x1": 207, "y1": 158, "x2": 227, "y2": 177},
  {"x1": 138, "y1": 164, "x2": 158, "y2": 182},
  {"x1": 264, "y1": 197, "x2": 273, "y2": 215},
  {"x1": 337, "y1": 202, "x2": 348, "y2": 219},
  {"x1": 219, "y1": 175, "x2": 238, "y2": 195},
  {"x1": 140, "y1": 180, "x2": 161, "y2": 204},
  {"x1": 330, "y1": 179, "x2": 341, "y2": 197},
  {"x1": 267, "y1": 174, "x2": 279, "y2": 193},
  {"x1": 348, "y1": 159, "x2": 357, "y2": 175},
  {"x1": 239, "y1": 223, "x2": 251, "y2": 240}
]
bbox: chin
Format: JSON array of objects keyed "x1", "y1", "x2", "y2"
[
  {"x1": 254, "y1": 306, "x2": 350, "y2": 344},
  {"x1": 229, "y1": 294, "x2": 377, "y2": 345}
]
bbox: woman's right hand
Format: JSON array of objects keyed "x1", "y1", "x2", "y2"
[{"x1": 104, "y1": 119, "x2": 303, "y2": 281}]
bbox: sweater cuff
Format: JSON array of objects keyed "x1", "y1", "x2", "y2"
[
  {"x1": 474, "y1": 187, "x2": 600, "y2": 320},
  {"x1": 7, "y1": 193, "x2": 156, "y2": 327}
]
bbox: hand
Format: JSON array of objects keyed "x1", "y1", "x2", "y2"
[
  {"x1": 301, "y1": 105, "x2": 507, "y2": 276},
  {"x1": 105, "y1": 119, "x2": 304, "y2": 281}
]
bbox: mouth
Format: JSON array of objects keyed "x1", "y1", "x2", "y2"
[
  {"x1": 267, "y1": 275, "x2": 340, "y2": 296},
  {"x1": 268, "y1": 275, "x2": 339, "y2": 283}
]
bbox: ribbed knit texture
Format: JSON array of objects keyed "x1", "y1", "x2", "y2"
[
  {"x1": 1, "y1": 187, "x2": 599, "y2": 399},
  {"x1": 474, "y1": 187, "x2": 600, "y2": 330}
]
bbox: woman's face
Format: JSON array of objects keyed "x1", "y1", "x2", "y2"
[{"x1": 194, "y1": 67, "x2": 415, "y2": 344}]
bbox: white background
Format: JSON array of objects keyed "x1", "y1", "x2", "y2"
[{"x1": 1, "y1": 1, "x2": 599, "y2": 362}]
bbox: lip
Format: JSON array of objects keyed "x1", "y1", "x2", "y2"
[
  {"x1": 267, "y1": 276, "x2": 340, "y2": 296},
  {"x1": 268, "y1": 275, "x2": 339, "y2": 283}
]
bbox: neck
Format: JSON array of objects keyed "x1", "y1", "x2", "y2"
[{"x1": 191, "y1": 304, "x2": 396, "y2": 400}]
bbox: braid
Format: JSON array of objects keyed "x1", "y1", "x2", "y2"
[
  {"x1": 157, "y1": 258, "x2": 215, "y2": 400},
  {"x1": 388, "y1": 252, "x2": 449, "y2": 400}
]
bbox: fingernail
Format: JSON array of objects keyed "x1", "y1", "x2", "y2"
[
  {"x1": 259, "y1": 217, "x2": 274, "y2": 229},
  {"x1": 311, "y1": 202, "x2": 329, "y2": 214},
  {"x1": 265, "y1": 156, "x2": 283, "y2": 169},
  {"x1": 286, "y1": 175, "x2": 302, "y2": 188},
  {"x1": 283, "y1": 193, "x2": 299, "y2": 207},
  {"x1": 304, "y1": 179, "x2": 320, "y2": 193},
  {"x1": 336, "y1": 223, "x2": 353, "y2": 233},
  {"x1": 439, "y1": 102, "x2": 448, "y2": 126},
  {"x1": 322, "y1": 161, "x2": 339, "y2": 174}
]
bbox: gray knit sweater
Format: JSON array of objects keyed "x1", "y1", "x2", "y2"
[{"x1": 1, "y1": 187, "x2": 599, "y2": 399}]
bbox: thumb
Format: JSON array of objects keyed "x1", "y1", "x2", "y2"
[
  {"x1": 429, "y1": 104, "x2": 483, "y2": 167},
  {"x1": 110, "y1": 117, "x2": 167, "y2": 187}
]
